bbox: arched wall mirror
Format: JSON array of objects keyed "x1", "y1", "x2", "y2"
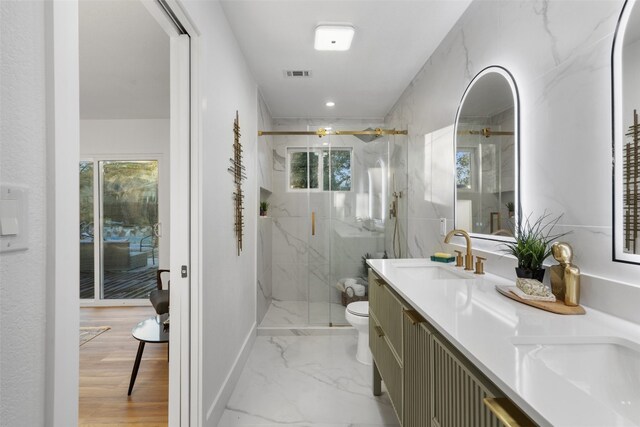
[
  {"x1": 454, "y1": 66, "x2": 520, "y2": 241},
  {"x1": 613, "y1": 0, "x2": 640, "y2": 264}
]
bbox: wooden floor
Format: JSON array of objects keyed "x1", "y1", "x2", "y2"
[{"x1": 79, "y1": 306, "x2": 168, "y2": 426}]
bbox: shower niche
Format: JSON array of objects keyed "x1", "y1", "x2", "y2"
[{"x1": 258, "y1": 124, "x2": 407, "y2": 328}]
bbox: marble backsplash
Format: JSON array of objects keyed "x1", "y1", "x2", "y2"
[{"x1": 385, "y1": 0, "x2": 640, "y2": 323}]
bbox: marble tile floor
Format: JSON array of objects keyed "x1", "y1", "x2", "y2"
[
  {"x1": 219, "y1": 335, "x2": 400, "y2": 426},
  {"x1": 260, "y1": 300, "x2": 348, "y2": 327}
]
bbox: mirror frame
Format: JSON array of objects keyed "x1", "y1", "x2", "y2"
[
  {"x1": 612, "y1": 0, "x2": 640, "y2": 264},
  {"x1": 453, "y1": 65, "x2": 521, "y2": 242}
]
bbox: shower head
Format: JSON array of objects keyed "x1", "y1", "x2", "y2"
[{"x1": 353, "y1": 128, "x2": 383, "y2": 143}]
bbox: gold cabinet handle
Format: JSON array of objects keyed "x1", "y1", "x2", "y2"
[
  {"x1": 374, "y1": 325, "x2": 385, "y2": 337},
  {"x1": 311, "y1": 211, "x2": 315, "y2": 236},
  {"x1": 403, "y1": 309, "x2": 425, "y2": 325},
  {"x1": 483, "y1": 398, "x2": 535, "y2": 427},
  {"x1": 375, "y1": 278, "x2": 387, "y2": 287}
]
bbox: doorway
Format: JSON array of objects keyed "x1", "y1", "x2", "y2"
[{"x1": 77, "y1": 0, "x2": 192, "y2": 425}]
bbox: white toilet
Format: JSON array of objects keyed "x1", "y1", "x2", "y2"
[{"x1": 345, "y1": 301, "x2": 372, "y2": 365}]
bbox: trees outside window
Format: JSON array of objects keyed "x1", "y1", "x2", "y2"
[{"x1": 288, "y1": 148, "x2": 352, "y2": 191}]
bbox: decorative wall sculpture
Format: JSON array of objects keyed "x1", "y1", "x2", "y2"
[
  {"x1": 624, "y1": 110, "x2": 639, "y2": 254},
  {"x1": 228, "y1": 110, "x2": 245, "y2": 255}
]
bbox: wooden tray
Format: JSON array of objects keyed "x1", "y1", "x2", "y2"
[{"x1": 495, "y1": 285, "x2": 585, "y2": 315}]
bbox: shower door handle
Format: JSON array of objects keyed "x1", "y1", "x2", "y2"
[{"x1": 311, "y1": 212, "x2": 316, "y2": 236}]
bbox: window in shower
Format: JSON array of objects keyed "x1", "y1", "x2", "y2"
[
  {"x1": 287, "y1": 147, "x2": 352, "y2": 191},
  {"x1": 456, "y1": 148, "x2": 474, "y2": 191}
]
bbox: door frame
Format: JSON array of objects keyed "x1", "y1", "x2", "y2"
[
  {"x1": 46, "y1": 1, "x2": 201, "y2": 425},
  {"x1": 136, "y1": 1, "x2": 202, "y2": 425}
]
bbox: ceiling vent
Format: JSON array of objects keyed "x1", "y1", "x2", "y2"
[{"x1": 284, "y1": 70, "x2": 312, "y2": 78}]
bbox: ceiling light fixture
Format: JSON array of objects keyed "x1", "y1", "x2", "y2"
[
  {"x1": 325, "y1": 101, "x2": 335, "y2": 107},
  {"x1": 314, "y1": 25, "x2": 355, "y2": 51}
]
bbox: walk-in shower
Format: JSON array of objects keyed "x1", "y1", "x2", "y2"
[{"x1": 257, "y1": 124, "x2": 407, "y2": 329}]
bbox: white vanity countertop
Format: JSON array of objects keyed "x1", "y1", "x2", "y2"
[{"x1": 367, "y1": 258, "x2": 640, "y2": 427}]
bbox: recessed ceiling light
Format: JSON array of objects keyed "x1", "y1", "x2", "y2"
[
  {"x1": 326, "y1": 101, "x2": 335, "y2": 107},
  {"x1": 315, "y1": 25, "x2": 355, "y2": 51}
]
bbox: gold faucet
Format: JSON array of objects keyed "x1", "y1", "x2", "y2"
[{"x1": 444, "y1": 229, "x2": 474, "y2": 271}]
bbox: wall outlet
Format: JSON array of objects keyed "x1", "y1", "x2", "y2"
[{"x1": 439, "y1": 218, "x2": 446, "y2": 236}]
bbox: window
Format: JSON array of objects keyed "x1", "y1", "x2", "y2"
[
  {"x1": 288, "y1": 147, "x2": 352, "y2": 191},
  {"x1": 456, "y1": 149, "x2": 473, "y2": 190}
]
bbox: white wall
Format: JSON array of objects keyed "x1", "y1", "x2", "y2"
[
  {"x1": 387, "y1": 0, "x2": 640, "y2": 323},
  {"x1": 257, "y1": 95, "x2": 273, "y2": 323},
  {"x1": 80, "y1": 119, "x2": 169, "y2": 155},
  {"x1": 80, "y1": 119, "x2": 171, "y2": 270},
  {"x1": 178, "y1": 1, "x2": 259, "y2": 425},
  {"x1": 0, "y1": 2, "x2": 48, "y2": 425}
]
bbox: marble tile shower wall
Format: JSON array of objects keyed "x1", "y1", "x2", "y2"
[
  {"x1": 385, "y1": 0, "x2": 640, "y2": 322},
  {"x1": 269, "y1": 119, "x2": 397, "y2": 309},
  {"x1": 257, "y1": 96, "x2": 273, "y2": 323}
]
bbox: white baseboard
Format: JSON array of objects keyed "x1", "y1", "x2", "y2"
[{"x1": 205, "y1": 322, "x2": 257, "y2": 426}]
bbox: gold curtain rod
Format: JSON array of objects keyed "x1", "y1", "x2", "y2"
[
  {"x1": 457, "y1": 128, "x2": 514, "y2": 138},
  {"x1": 257, "y1": 128, "x2": 408, "y2": 138}
]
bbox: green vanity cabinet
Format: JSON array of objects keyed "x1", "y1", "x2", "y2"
[
  {"x1": 431, "y1": 334, "x2": 502, "y2": 427},
  {"x1": 368, "y1": 269, "x2": 406, "y2": 422},
  {"x1": 369, "y1": 269, "x2": 535, "y2": 427},
  {"x1": 370, "y1": 313, "x2": 403, "y2": 421},
  {"x1": 402, "y1": 309, "x2": 433, "y2": 427},
  {"x1": 368, "y1": 269, "x2": 405, "y2": 359}
]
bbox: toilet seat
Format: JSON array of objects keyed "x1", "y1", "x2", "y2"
[{"x1": 347, "y1": 301, "x2": 369, "y2": 317}]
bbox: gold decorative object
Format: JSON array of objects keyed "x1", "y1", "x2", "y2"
[
  {"x1": 457, "y1": 128, "x2": 514, "y2": 137},
  {"x1": 624, "y1": 109, "x2": 640, "y2": 253},
  {"x1": 550, "y1": 242, "x2": 580, "y2": 306},
  {"x1": 257, "y1": 128, "x2": 407, "y2": 137},
  {"x1": 228, "y1": 111, "x2": 245, "y2": 255}
]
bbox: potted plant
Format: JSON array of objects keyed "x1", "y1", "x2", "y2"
[
  {"x1": 501, "y1": 211, "x2": 569, "y2": 281},
  {"x1": 506, "y1": 201, "x2": 515, "y2": 218},
  {"x1": 259, "y1": 201, "x2": 269, "y2": 216}
]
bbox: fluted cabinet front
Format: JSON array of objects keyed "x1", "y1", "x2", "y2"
[
  {"x1": 431, "y1": 335, "x2": 502, "y2": 427},
  {"x1": 402, "y1": 312, "x2": 432, "y2": 427}
]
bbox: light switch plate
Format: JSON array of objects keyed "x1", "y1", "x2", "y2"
[{"x1": 0, "y1": 184, "x2": 28, "y2": 253}]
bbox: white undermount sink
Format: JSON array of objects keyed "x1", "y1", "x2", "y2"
[
  {"x1": 512, "y1": 336, "x2": 640, "y2": 424},
  {"x1": 391, "y1": 262, "x2": 471, "y2": 280}
]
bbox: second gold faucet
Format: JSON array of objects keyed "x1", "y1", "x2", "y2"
[{"x1": 444, "y1": 229, "x2": 484, "y2": 274}]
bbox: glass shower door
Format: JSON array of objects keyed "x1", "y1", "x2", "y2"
[
  {"x1": 327, "y1": 131, "x2": 390, "y2": 326},
  {"x1": 307, "y1": 134, "x2": 332, "y2": 325}
]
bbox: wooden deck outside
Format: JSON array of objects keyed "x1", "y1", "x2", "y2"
[
  {"x1": 80, "y1": 268, "x2": 158, "y2": 300},
  {"x1": 79, "y1": 306, "x2": 168, "y2": 426}
]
